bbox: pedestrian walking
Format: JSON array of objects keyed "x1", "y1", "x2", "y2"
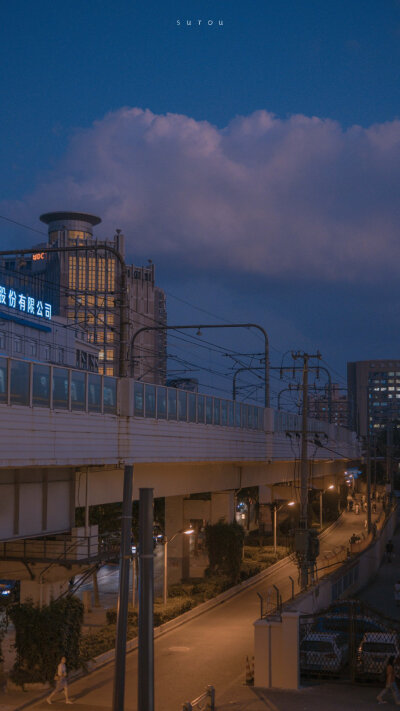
[
  {"x1": 395, "y1": 581, "x2": 400, "y2": 607},
  {"x1": 47, "y1": 656, "x2": 73, "y2": 704},
  {"x1": 377, "y1": 656, "x2": 400, "y2": 704}
]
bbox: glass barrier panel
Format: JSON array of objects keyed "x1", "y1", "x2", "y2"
[
  {"x1": 178, "y1": 390, "x2": 187, "y2": 421},
  {"x1": 228, "y1": 401, "x2": 234, "y2": 426},
  {"x1": 206, "y1": 396, "x2": 213, "y2": 424},
  {"x1": 258, "y1": 408, "x2": 264, "y2": 429},
  {"x1": 156, "y1": 387, "x2": 167, "y2": 419},
  {"x1": 197, "y1": 395, "x2": 205, "y2": 423},
  {"x1": 88, "y1": 374, "x2": 101, "y2": 412},
  {"x1": 234, "y1": 403, "x2": 241, "y2": 427},
  {"x1": 188, "y1": 393, "x2": 196, "y2": 422},
  {"x1": 213, "y1": 398, "x2": 220, "y2": 425},
  {"x1": 167, "y1": 388, "x2": 177, "y2": 420},
  {"x1": 0, "y1": 357, "x2": 7, "y2": 403},
  {"x1": 248, "y1": 406, "x2": 253, "y2": 429},
  {"x1": 242, "y1": 404, "x2": 248, "y2": 428},
  {"x1": 145, "y1": 385, "x2": 156, "y2": 417},
  {"x1": 71, "y1": 371, "x2": 86, "y2": 411},
  {"x1": 134, "y1": 382, "x2": 144, "y2": 416},
  {"x1": 10, "y1": 360, "x2": 30, "y2": 406},
  {"x1": 221, "y1": 400, "x2": 228, "y2": 426},
  {"x1": 32, "y1": 364, "x2": 50, "y2": 407},
  {"x1": 104, "y1": 377, "x2": 117, "y2": 414},
  {"x1": 53, "y1": 367, "x2": 69, "y2": 409}
]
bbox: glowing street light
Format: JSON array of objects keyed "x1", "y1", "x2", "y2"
[{"x1": 163, "y1": 527, "x2": 194, "y2": 605}]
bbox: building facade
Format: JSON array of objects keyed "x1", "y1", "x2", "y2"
[
  {"x1": 308, "y1": 383, "x2": 349, "y2": 428},
  {"x1": 2, "y1": 212, "x2": 167, "y2": 381},
  {"x1": 347, "y1": 360, "x2": 400, "y2": 437}
]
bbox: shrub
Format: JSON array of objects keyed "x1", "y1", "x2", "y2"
[
  {"x1": 205, "y1": 521, "x2": 245, "y2": 583},
  {"x1": 8, "y1": 597, "x2": 84, "y2": 686},
  {"x1": 105, "y1": 607, "x2": 138, "y2": 626}
]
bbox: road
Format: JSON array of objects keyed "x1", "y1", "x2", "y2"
[{"x1": 31, "y1": 510, "x2": 373, "y2": 711}]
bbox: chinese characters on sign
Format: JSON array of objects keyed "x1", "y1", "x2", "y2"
[{"x1": 0, "y1": 285, "x2": 52, "y2": 320}]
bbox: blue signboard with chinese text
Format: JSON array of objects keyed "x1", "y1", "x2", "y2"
[{"x1": 0, "y1": 285, "x2": 52, "y2": 320}]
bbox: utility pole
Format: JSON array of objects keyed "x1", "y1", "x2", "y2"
[{"x1": 292, "y1": 350, "x2": 321, "y2": 589}]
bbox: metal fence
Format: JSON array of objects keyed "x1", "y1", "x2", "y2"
[
  {"x1": 300, "y1": 599, "x2": 400, "y2": 682},
  {"x1": 182, "y1": 685, "x2": 215, "y2": 711}
]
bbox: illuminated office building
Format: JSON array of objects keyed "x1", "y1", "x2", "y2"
[
  {"x1": 347, "y1": 359, "x2": 400, "y2": 437},
  {"x1": 38, "y1": 212, "x2": 166, "y2": 380},
  {"x1": 2, "y1": 211, "x2": 166, "y2": 381}
]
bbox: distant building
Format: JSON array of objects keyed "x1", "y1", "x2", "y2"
[
  {"x1": 347, "y1": 360, "x2": 400, "y2": 437},
  {"x1": 308, "y1": 383, "x2": 348, "y2": 428},
  {"x1": 1, "y1": 211, "x2": 167, "y2": 382}
]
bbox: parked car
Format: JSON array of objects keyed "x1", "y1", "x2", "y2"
[
  {"x1": 300, "y1": 633, "x2": 349, "y2": 674},
  {"x1": 313, "y1": 614, "x2": 386, "y2": 644},
  {"x1": 0, "y1": 579, "x2": 19, "y2": 603},
  {"x1": 356, "y1": 632, "x2": 400, "y2": 679}
]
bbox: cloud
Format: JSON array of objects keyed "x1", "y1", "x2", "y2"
[{"x1": 3, "y1": 107, "x2": 400, "y2": 282}]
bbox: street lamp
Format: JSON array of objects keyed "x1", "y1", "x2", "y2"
[
  {"x1": 319, "y1": 484, "x2": 335, "y2": 530},
  {"x1": 273, "y1": 501, "x2": 295, "y2": 554},
  {"x1": 163, "y1": 528, "x2": 194, "y2": 605}
]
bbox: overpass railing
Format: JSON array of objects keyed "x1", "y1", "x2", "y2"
[
  {"x1": 131, "y1": 380, "x2": 264, "y2": 430},
  {"x1": 0, "y1": 355, "x2": 117, "y2": 415},
  {"x1": 0, "y1": 355, "x2": 265, "y2": 430}
]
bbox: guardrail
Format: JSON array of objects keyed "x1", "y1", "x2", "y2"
[
  {"x1": 182, "y1": 685, "x2": 215, "y2": 711},
  {"x1": 0, "y1": 533, "x2": 120, "y2": 564}
]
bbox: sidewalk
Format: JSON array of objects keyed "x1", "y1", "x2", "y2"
[{"x1": 217, "y1": 680, "x2": 388, "y2": 711}]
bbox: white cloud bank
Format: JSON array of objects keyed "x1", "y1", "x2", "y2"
[{"x1": 5, "y1": 107, "x2": 400, "y2": 281}]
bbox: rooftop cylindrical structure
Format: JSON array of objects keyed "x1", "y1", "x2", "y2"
[{"x1": 40, "y1": 211, "x2": 101, "y2": 242}]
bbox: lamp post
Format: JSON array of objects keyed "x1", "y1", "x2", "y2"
[
  {"x1": 319, "y1": 484, "x2": 335, "y2": 530},
  {"x1": 273, "y1": 501, "x2": 295, "y2": 554},
  {"x1": 163, "y1": 528, "x2": 194, "y2": 605},
  {"x1": 130, "y1": 323, "x2": 270, "y2": 407}
]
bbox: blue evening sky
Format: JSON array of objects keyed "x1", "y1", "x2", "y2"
[{"x1": 1, "y1": 0, "x2": 400, "y2": 404}]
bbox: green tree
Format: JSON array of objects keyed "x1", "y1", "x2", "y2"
[{"x1": 205, "y1": 521, "x2": 245, "y2": 583}]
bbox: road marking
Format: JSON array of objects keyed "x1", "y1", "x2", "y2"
[{"x1": 168, "y1": 646, "x2": 191, "y2": 652}]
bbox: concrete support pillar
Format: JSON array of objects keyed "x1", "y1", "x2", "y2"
[
  {"x1": 259, "y1": 485, "x2": 273, "y2": 534},
  {"x1": 20, "y1": 579, "x2": 69, "y2": 606},
  {"x1": 254, "y1": 612, "x2": 300, "y2": 690},
  {"x1": 210, "y1": 491, "x2": 234, "y2": 524},
  {"x1": 165, "y1": 495, "x2": 190, "y2": 584}
]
